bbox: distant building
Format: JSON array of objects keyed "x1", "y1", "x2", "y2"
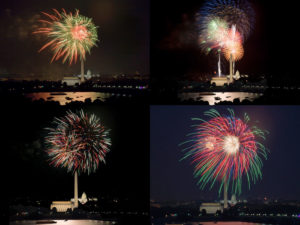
[
  {"x1": 62, "y1": 77, "x2": 80, "y2": 86},
  {"x1": 200, "y1": 202, "x2": 223, "y2": 214},
  {"x1": 51, "y1": 192, "x2": 92, "y2": 212},
  {"x1": 210, "y1": 70, "x2": 248, "y2": 86},
  {"x1": 231, "y1": 194, "x2": 237, "y2": 205},
  {"x1": 220, "y1": 194, "x2": 238, "y2": 206},
  {"x1": 211, "y1": 76, "x2": 229, "y2": 86},
  {"x1": 75, "y1": 69, "x2": 93, "y2": 80},
  {"x1": 70, "y1": 192, "x2": 88, "y2": 205},
  {"x1": 50, "y1": 201, "x2": 73, "y2": 212}
]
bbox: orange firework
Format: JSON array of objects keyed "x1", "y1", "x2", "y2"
[
  {"x1": 222, "y1": 25, "x2": 244, "y2": 61},
  {"x1": 223, "y1": 41, "x2": 244, "y2": 61}
]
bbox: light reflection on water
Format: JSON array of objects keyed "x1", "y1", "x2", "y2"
[
  {"x1": 179, "y1": 92, "x2": 263, "y2": 105},
  {"x1": 25, "y1": 92, "x2": 114, "y2": 105},
  {"x1": 10, "y1": 220, "x2": 114, "y2": 225}
]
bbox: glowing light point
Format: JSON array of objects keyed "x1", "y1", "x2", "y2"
[
  {"x1": 223, "y1": 135, "x2": 240, "y2": 154},
  {"x1": 204, "y1": 136, "x2": 216, "y2": 150},
  {"x1": 72, "y1": 25, "x2": 88, "y2": 41}
]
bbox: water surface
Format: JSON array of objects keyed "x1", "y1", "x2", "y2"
[
  {"x1": 25, "y1": 92, "x2": 118, "y2": 105},
  {"x1": 179, "y1": 92, "x2": 263, "y2": 105}
]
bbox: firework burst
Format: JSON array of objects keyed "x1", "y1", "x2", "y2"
[
  {"x1": 223, "y1": 41, "x2": 244, "y2": 61},
  {"x1": 180, "y1": 108, "x2": 268, "y2": 195},
  {"x1": 223, "y1": 25, "x2": 244, "y2": 61},
  {"x1": 45, "y1": 110, "x2": 111, "y2": 175},
  {"x1": 198, "y1": 0, "x2": 254, "y2": 42},
  {"x1": 34, "y1": 9, "x2": 98, "y2": 64},
  {"x1": 198, "y1": 16, "x2": 229, "y2": 53},
  {"x1": 197, "y1": 0, "x2": 254, "y2": 69}
]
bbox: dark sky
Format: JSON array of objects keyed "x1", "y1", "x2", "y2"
[
  {"x1": 5, "y1": 100, "x2": 149, "y2": 210},
  {"x1": 150, "y1": 106, "x2": 300, "y2": 202},
  {"x1": 151, "y1": 0, "x2": 300, "y2": 82},
  {"x1": 0, "y1": 0, "x2": 149, "y2": 78}
]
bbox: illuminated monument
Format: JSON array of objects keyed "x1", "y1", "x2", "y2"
[
  {"x1": 50, "y1": 201, "x2": 73, "y2": 212},
  {"x1": 46, "y1": 110, "x2": 111, "y2": 212},
  {"x1": 210, "y1": 24, "x2": 244, "y2": 87},
  {"x1": 210, "y1": 76, "x2": 229, "y2": 86},
  {"x1": 50, "y1": 192, "x2": 91, "y2": 212},
  {"x1": 199, "y1": 194, "x2": 238, "y2": 214},
  {"x1": 210, "y1": 52, "x2": 244, "y2": 86},
  {"x1": 50, "y1": 172, "x2": 80, "y2": 212},
  {"x1": 210, "y1": 54, "x2": 235, "y2": 86},
  {"x1": 200, "y1": 202, "x2": 222, "y2": 214}
]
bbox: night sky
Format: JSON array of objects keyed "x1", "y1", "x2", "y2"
[
  {"x1": 151, "y1": 0, "x2": 300, "y2": 82},
  {"x1": 0, "y1": 0, "x2": 149, "y2": 78},
  {"x1": 151, "y1": 106, "x2": 300, "y2": 202},
  {"x1": 4, "y1": 100, "x2": 149, "y2": 210}
]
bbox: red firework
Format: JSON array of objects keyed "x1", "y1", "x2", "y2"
[{"x1": 181, "y1": 109, "x2": 268, "y2": 194}]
